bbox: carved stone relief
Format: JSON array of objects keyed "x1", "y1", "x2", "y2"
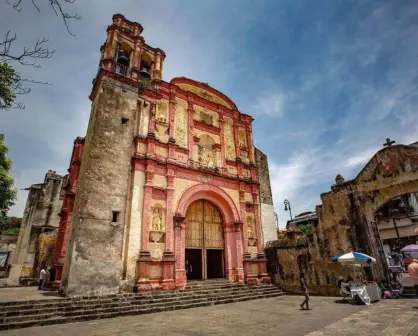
[
  {"x1": 224, "y1": 118, "x2": 235, "y2": 161},
  {"x1": 176, "y1": 83, "x2": 233, "y2": 109},
  {"x1": 150, "y1": 246, "x2": 164, "y2": 261},
  {"x1": 241, "y1": 150, "x2": 249, "y2": 164},
  {"x1": 175, "y1": 100, "x2": 188, "y2": 148},
  {"x1": 193, "y1": 106, "x2": 218, "y2": 127}
]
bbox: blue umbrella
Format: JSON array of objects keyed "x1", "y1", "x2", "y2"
[
  {"x1": 338, "y1": 252, "x2": 376, "y2": 265},
  {"x1": 331, "y1": 254, "x2": 343, "y2": 262}
]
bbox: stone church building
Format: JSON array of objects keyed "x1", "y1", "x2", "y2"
[{"x1": 53, "y1": 15, "x2": 276, "y2": 297}]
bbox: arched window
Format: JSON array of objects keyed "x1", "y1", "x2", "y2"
[{"x1": 115, "y1": 42, "x2": 131, "y2": 76}]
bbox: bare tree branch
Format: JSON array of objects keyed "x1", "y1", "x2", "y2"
[
  {"x1": 1, "y1": 0, "x2": 81, "y2": 110},
  {"x1": 6, "y1": 0, "x2": 82, "y2": 36},
  {"x1": 0, "y1": 30, "x2": 55, "y2": 67}
]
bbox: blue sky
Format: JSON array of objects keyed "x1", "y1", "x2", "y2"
[{"x1": 1, "y1": 0, "x2": 418, "y2": 227}]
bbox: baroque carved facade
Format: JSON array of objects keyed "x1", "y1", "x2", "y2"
[{"x1": 55, "y1": 15, "x2": 277, "y2": 297}]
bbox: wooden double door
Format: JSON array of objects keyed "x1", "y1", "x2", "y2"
[{"x1": 185, "y1": 200, "x2": 225, "y2": 280}]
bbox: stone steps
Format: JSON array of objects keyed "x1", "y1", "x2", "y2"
[{"x1": 0, "y1": 282, "x2": 284, "y2": 330}]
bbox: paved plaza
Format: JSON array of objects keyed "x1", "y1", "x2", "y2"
[{"x1": 0, "y1": 294, "x2": 416, "y2": 336}]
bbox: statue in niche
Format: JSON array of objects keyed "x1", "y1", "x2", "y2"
[
  {"x1": 247, "y1": 225, "x2": 254, "y2": 238},
  {"x1": 151, "y1": 205, "x2": 164, "y2": 231},
  {"x1": 198, "y1": 145, "x2": 216, "y2": 168},
  {"x1": 239, "y1": 130, "x2": 247, "y2": 148},
  {"x1": 156, "y1": 102, "x2": 168, "y2": 123},
  {"x1": 247, "y1": 217, "x2": 255, "y2": 238}
]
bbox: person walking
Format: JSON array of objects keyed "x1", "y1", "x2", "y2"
[
  {"x1": 407, "y1": 258, "x2": 418, "y2": 298},
  {"x1": 38, "y1": 266, "x2": 46, "y2": 290},
  {"x1": 300, "y1": 277, "x2": 310, "y2": 310}
]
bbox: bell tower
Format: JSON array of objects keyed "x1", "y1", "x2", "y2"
[
  {"x1": 100, "y1": 14, "x2": 165, "y2": 85},
  {"x1": 60, "y1": 14, "x2": 166, "y2": 297}
]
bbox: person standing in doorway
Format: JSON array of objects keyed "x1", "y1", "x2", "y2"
[
  {"x1": 407, "y1": 258, "x2": 418, "y2": 298},
  {"x1": 300, "y1": 277, "x2": 310, "y2": 310},
  {"x1": 38, "y1": 266, "x2": 46, "y2": 290}
]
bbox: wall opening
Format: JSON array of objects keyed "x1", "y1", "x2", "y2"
[{"x1": 112, "y1": 211, "x2": 120, "y2": 223}]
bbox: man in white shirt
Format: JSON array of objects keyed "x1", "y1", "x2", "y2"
[{"x1": 38, "y1": 267, "x2": 46, "y2": 290}]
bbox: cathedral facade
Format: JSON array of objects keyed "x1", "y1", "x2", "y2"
[{"x1": 57, "y1": 15, "x2": 276, "y2": 296}]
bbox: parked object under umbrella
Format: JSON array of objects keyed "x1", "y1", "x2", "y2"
[{"x1": 337, "y1": 252, "x2": 376, "y2": 286}]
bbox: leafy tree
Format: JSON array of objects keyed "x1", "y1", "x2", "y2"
[
  {"x1": 1, "y1": 0, "x2": 81, "y2": 109},
  {"x1": 0, "y1": 134, "x2": 17, "y2": 229},
  {"x1": 299, "y1": 223, "x2": 313, "y2": 237}
]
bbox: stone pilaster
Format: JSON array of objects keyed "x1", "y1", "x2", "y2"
[
  {"x1": 165, "y1": 170, "x2": 175, "y2": 252},
  {"x1": 187, "y1": 106, "x2": 194, "y2": 162}
]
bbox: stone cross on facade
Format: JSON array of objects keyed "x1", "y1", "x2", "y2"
[{"x1": 383, "y1": 138, "x2": 395, "y2": 147}]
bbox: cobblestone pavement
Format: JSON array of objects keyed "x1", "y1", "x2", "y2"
[
  {"x1": 0, "y1": 295, "x2": 417, "y2": 336},
  {"x1": 307, "y1": 299, "x2": 418, "y2": 336},
  {"x1": 0, "y1": 296, "x2": 367, "y2": 336}
]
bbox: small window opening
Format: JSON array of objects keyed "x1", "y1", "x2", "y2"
[
  {"x1": 122, "y1": 117, "x2": 129, "y2": 125},
  {"x1": 112, "y1": 211, "x2": 120, "y2": 222}
]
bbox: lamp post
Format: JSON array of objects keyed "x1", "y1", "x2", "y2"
[
  {"x1": 284, "y1": 199, "x2": 293, "y2": 221},
  {"x1": 274, "y1": 212, "x2": 279, "y2": 228}
]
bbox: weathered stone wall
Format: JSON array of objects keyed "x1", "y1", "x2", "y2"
[
  {"x1": 267, "y1": 144, "x2": 418, "y2": 295},
  {"x1": 61, "y1": 78, "x2": 138, "y2": 297},
  {"x1": 123, "y1": 170, "x2": 145, "y2": 285},
  {"x1": 8, "y1": 171, "x2": 64, "y2": 283},
  {"x1": 268, "y1": 246, "x2": 349, "y2": 296},
  {"x1": 255, "y1": 148, "x2": 276, "y2": 245}
]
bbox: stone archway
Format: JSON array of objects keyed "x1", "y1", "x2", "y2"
[
  {"x1": 185, "y1": 199, "x2": 225, "y2": 280},
  {"x1": 319, "y1": 144, "x2": 418, "y2": 281},
  {"x1": 174, "y1": 184, "x2": 242, "y2": 287}
]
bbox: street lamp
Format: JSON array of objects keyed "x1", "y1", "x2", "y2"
[
  {"x1": 274, "y1": 212, "x2": 279, "y2": 228},
  {"x1": 284, "y1": 199, "x2": 293, "y2": 221}
]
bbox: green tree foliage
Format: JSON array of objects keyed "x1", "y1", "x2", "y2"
[
  {"x1": 299, "y1": 223, "x2": 313, "y2": 236},
  {"x1": 0, "y1": 134, "x2": 17, "y2": 228},
  {"x1": 0, "y1": 63, "x2": 18, "y2": 110}
]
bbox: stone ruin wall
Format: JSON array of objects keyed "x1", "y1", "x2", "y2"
[
  {"x1": 269, "y1": 145, "x2": 418, "y2": 295},
  {"x1": 8, "y1": 171, "x2": 65, "y2": 282}
]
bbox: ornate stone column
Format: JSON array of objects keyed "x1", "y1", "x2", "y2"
[
  {"x1": 140, "y1": 166, "x2": 154, "y2": 255},
  {"x1": 148, "y1": 102, "x2": 156, "y2": 138},
  {"x1": 174, "y1": 215, "x2": 186, "y2": 288},
  {"x1": 168, "y1": 99, "x2": 176, "y2": 160},
  {"x1": 233, "y1": 124, "x2": 241, "y2": 160},
  {"x1": 164, "y1": 169, "x2": 175, "y2": 253},
  {"x1": 224, "y1": 223, "x2": 236, "y2": 281},
  {"x1": 239, "y1": 188, "x2": 249, "y2": 255},
  {"x1": 187, "y1": 105, "x2": 194, "y2": 162},
  {"x1": 235, "y1": 221, "x2": 244, "y2": 282},
  {"x1": 218, "y1": 115, "x2": 226, "y2": 172},
  {"x1": 246, "y1": 125, "x2": 255, "y2": 163}
]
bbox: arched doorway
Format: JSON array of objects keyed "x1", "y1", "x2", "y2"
[{"x1": 185, "y1": 200, "x2": 225, "y2": 280}]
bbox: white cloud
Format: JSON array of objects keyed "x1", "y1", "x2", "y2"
[{"x1": 255, "y1": 90, "x2": 286, "y2": 118}]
